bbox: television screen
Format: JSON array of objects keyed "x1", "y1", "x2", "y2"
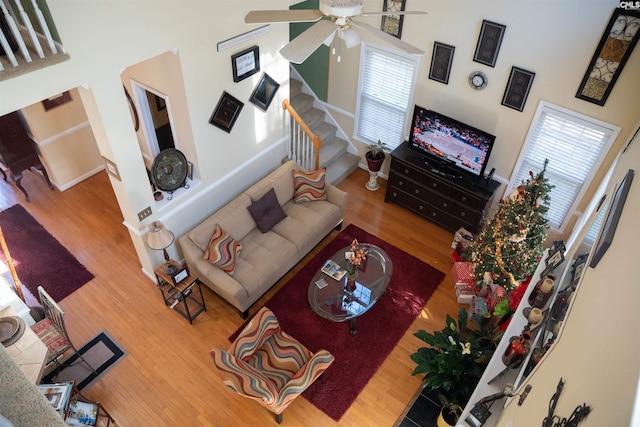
[{"x1": 409, "y1": 106, "x2": 495, "y2": 179}]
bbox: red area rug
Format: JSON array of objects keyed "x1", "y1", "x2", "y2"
[
  {"x1": 0, "y1": 204, "x2": 94, "y2": 302},
  {"x1": 230, "y1": 224, "x2": 445, "y2": 421}
]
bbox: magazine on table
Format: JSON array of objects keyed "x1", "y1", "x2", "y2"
[
  {"x1": 38, "y1": 382, "x2": 73, "y2": 412},
  {"x1": 321, "y1": 259, "x2": 346, "y2": 281},
  {"x1": 66, "y1": 399, "x2": 99, "y2": 426}
]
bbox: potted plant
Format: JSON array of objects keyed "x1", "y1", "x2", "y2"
[
  {"x1": 410, "y1": 308, "x2": 500, "y2": 426},
  {"x1": 365, "y1": 140, "x2": 391, "y2": 191},
  {"x1": 365, "y1": 139, "x2": 390, "y2": 172}
]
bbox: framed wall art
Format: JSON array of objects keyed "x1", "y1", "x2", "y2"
[
  {"x1": 249, "y1": 73, "x2": 280, "y2": 111},
  {"x1": 42, "y1": 91, "x2": 72, "y2": 111},
  {"x1": 231, "y1": 45, "x2": 260, "y2": 83},
  {"x1": 501, "y1": 66, "x2": 535, "y2": 112},
  {"x1": 381, "y1": 0, "x2": 406, "y2": 39},
  {"x1": 209, "y1": 91, "x2": 244, "y2": 133},
  {"x1": 428, "y1": 42, "x2": 455, "y2": 84},
  {"x1": 589, "y1": 168, "x2": 635, "y2": 268},
  {"x1": 473, "y1": 20, "x2": 506, "y2": 67},
  {"x1": 576, "y1": 8, "x2": 640, "y2": 106}
]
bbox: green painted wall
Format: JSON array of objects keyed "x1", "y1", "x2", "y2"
[{"x1": 290, "y1": 0, "x2": 329, "y2": 101}]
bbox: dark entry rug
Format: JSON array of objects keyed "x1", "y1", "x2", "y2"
[
  {"x1": 230, "y1": 224, "x2": 445, "y2": 421},
  {"x1": 0, "y1": 204, "x2": 94, "y2": 301},
  {"x1": 41, "y1": 331, "x2": 127, "y2": 391}
]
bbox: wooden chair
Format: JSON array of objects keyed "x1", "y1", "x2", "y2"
[
  {"x1": 211, "y1": 307, "x2": 334, "y2": 424},
  {"x1": 32, "y1": 286, "x2": 97, "y2": 377}
]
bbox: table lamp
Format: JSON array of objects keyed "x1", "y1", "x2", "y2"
[{"x1": 147, "y1": 221, "x2": 177, "y2": 275}]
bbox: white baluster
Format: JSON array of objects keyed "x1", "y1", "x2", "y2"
[
  {"x1": 30, "y1": 0, "x2": 55, "y2": 53},
  {"x1": 0, "y1": 1, "x2": 31, "y2": 62},
  {"x1": 0, "y1": 26, "x2": 18, "y2": 66},
  {"x1": 15, "y1": 0, "x2": 43, "y2": 57}
]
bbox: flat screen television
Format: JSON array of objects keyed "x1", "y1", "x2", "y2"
[{"x1": 409, "y1": 106, "x2": 495, "y2": 180}]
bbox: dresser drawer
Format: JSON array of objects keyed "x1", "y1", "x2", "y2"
[
  {"x1": 452, "y1": 204, "x2": 481, "y2": 225},
  {"x1": 392, "y1": 159, "x2": 423, "y2": 182},
  {"x1": 388, "y1": 172, "x2": 414, "y2": 193},
  {"x1": 449, "y1": 187, "x2": 482, "y2": 210},
  {"x1": 422, "y1": 174, "x2": 450, "y2": 196},
  {"x1": 412, "y1": 186, "x2": 453, "y2": 213}
]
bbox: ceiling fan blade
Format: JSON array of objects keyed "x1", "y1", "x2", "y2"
[
  {"x1": 245, "y1": 9, "x2": 323, "y2": 24},
  {"x1": 350, "y1": 20, "x2": 424, "y2": 56},
  {"x1": 360, "y1": 11, "x2": 428, "y2": 17},
  {"x1": 280, "y1": 20, "x2": 337, "y2": 64}
]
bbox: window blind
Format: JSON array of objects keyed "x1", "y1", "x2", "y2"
[
  {"x1": 508, "y1": 103, "x2": 618, "y2": 230},
  {"x1": 355, "y1": 44, "x2": 417, "y2": 149}
]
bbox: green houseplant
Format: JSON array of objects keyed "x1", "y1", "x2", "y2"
[
  {"x1": 365, "y1": 139, "x2": 391, "y2": 172},
  {"x1": 410, "y1": 308, "x2": 499, "y2": 425}
]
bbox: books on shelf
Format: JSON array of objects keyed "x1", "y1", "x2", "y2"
[{"x1": 321, "y1": 260, "x2": 346, "y2": 281}]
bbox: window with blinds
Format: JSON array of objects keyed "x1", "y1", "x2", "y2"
[
  {"x1": 354, "y1": 43, "x2": 418, "y2": 150},
  {"x1": 507, "y1": 101, "x2": 620, "y2": 231}
]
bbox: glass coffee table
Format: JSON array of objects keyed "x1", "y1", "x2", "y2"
[{"x1": 308, "y1": 243, "x2": 393, "y2": 335}]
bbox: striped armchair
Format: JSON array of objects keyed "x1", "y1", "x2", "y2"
[{"x1": 211, "y1": 307, "x2": 334, "y2": 424}]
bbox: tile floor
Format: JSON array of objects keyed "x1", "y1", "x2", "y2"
[{"x1": 398, "y1": 388, "x2": 442, "y2": 427}]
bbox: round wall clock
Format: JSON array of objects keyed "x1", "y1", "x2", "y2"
[
  {"x1": 151, "y1": 149, "x2": 188, "y2": 195},
  {"x1": 469, "y1": 71, "x2": 488, "y2": 90}
]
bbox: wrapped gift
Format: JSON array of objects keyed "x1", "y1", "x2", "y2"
[
  {"x1": 470, "y1": 296, "x2": 488, "y2": 316},
  {"x1": 455, "y1": 282, "x2": 474, "y2": 295},
  {"x1": 452, "y1": 261, "x2": 475, "y2": 286},
  {"x1": 451, "y1": 227, "x2": 473, "y2": 250},
  {"x1": 456, "y1": 288, "x2": 475, "y2": 304},
  {"x1": 486, "y1": 284, "x2": 506, "y2": 312}
]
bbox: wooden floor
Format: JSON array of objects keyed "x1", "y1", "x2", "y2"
[{"x1": 0, "y1": 167, "x2": 460, "y2": 426}]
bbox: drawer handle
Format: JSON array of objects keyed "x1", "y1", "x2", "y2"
[
  {"x1": 399, "y1": 180, "x2": 404, "y2": 185},
  {"x1": 460, "y1": 212, "x2": 466, "y2": 217},
  {"x1": 404, "y1": 169, "x2": 409, "y2": 174},
  {"x1": 432, "y1": 183, "x2": 437, "y2": 188},
  {"x1": 419, "y1": 205, "x2": 424, "y2": 210},
  {"x1": 415, "y1": 189, "x2": 420, "y2": 194},
  {"x1": 393, "y1": 192, "x2": 397, "y2": 197},
  {"x1": 461, "y1": 196, "x2": 467, "y2": 202},
  {"x1": 431, "y1": 212, "x2": 437, "y2": 217},
  {"x1": 442, "y1": 203, "x2": 448, "y2": 208}
]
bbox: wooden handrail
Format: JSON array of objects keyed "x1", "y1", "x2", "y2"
[
  {"x1": 283, "y1": 99, "x2": 322, "y2": 170},
  {"x1": 0, "y1": 227, "x2": 24, "y2": 302}
]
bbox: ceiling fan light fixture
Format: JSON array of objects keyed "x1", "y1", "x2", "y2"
[{"x1": 340, "y1": 27, "x2": 360, "y2": 48}]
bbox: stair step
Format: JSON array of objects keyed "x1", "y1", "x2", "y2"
[
  {"x1": 291, "y1": 92, "x2": 315, "y2": 114},
  {"x1": 314, "y1": 121, "x2": 338, "y2": 143},
  {"x1": 290, "y1": 78, "x2": 302, "y2": 97},
  {"x1": 325, "y1": 153, "x2": 361, "y2": 186},
  {"x1": 319, "y1": 136, "x2": 348, "y2": 167},
  {"x1": 299, "y1": 108, "x2": 326, "y2": 130}
]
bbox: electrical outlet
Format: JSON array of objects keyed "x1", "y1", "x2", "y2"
[{"x1": 138, "y1": 207, "x2": 152, "y2": 221}]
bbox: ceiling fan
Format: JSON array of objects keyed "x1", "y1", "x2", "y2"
[{"x1": 245, "y1": 0, "x2": 427, "y2": 64}]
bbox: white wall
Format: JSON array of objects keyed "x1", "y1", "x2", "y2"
[
  {"x1": 326, "y1": 0, "x2": 640, "y2": 241},
  {"x1": 0, "y1": 1, "x2": 296, "y2": 274}
]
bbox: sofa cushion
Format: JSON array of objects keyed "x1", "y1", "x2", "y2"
[
  {"x1": 245, "y1": 161, "x2": 296, "y2": 206},
  {"x1": 274, "y1": 199, "x2": 342, "y2": 254},
  {"x1": 293, "y1": 168, "x2": 327, "y2": 203},
  {"x1": 204, "y1": 224, "x2": 242, "y2": 275},
  {"x1": 188, "y1": 193, "x2": 255, "y2": 252},
  {"x1": 247, "y1": 188, "x2": 287, "y2": 233}
]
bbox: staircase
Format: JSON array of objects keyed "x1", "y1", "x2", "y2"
[{"x1": 288, "y1": 75, "x2": 360, "y2": 186}]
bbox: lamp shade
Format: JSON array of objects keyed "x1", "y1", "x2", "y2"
[{"x1": 147, "y1": 221, "x2": 174, "y2": 250}]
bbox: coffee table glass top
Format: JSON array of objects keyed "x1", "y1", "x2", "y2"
[{"x1": 308, "y1": 243, "x2": 393, "y2": 324}]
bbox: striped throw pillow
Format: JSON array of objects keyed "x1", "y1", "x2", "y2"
[
  {"x1": 293, "y1": 168, "x2": 327, "y2": 203},
  {"x1": 204, "y1": 224, "x2": 242, "y2": 275}
]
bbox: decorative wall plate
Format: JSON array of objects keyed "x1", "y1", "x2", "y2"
[{"x1": 151, "y1": 149, "x2": 188, "y2": 195}]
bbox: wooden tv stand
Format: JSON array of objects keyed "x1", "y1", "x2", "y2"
[{"x1": 385, "y1": 142, "x2": 499, "y2": 232}]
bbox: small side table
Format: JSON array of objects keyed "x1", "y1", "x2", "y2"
[{"x1": 155, "y1": 260, "x2": 206, "y2": 324}]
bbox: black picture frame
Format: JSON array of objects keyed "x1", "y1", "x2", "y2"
[
  {"x1": 209, "y1": 91, "x2": 243, "y2": 133},
  {"x1": 170, "y1": 266, "x2": 189, "y2": 286},
  {"x1": 249, "y1": 73, "x2": 280, "y2": 112},
  {"x1": 501, "y1": 66, "x2": 535, "y2": 112},
  {"x1": 428, "y1": 42, "x2": 455, "y2": 84},
  {"x1": 545, "y1": 240, "x2": 566, "y2": 269},
  {"x1": 231, "y1": 45, "x2": 260, "y2": 83},
  {"x1": 381, "y1": 0, "x2": 406, "y2": 39},
  {"x1": 576, "y1": 8, "x2": 640, "y2": 106},
  {"x1": 473, "y1": 20, "x2": 506, "y2": 67},
  {"x1": 589, "y1": 169, "x2": 635, "y2": 268},
  {"x1": 571, "y1": 253, "x2": 589, "y2": 286},
  {"x1": 155, "y1": 95, "x2": 166, "y2": 111}
]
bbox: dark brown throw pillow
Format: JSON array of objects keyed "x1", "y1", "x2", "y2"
[{"x1": 247, "y1": 187, "x2": 287, "y2": 233}]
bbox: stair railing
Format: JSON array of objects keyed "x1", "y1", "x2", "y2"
[{"x1": 282, "y1": 99, "x2": 322, "y2": 171}]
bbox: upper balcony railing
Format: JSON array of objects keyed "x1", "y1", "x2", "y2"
[{"x1": 0, "y1": 0, "x2": 68, "y2": 81}]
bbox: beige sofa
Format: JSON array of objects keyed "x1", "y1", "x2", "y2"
[{"x1": 179, "y1": 161, "x2": 347, "y2": 317}]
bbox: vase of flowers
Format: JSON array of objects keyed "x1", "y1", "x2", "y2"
[{"x1": 345, "y1": 239, "x2": 366, "y2": 292}]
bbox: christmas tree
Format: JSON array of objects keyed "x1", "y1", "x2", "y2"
[{"x1": 465, "y1": 160, "x2": 553, "y2": 291}]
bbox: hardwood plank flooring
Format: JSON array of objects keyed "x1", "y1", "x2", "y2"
[{"x1": 0, "y1": 167, "x2": 461, "y2": 426}]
